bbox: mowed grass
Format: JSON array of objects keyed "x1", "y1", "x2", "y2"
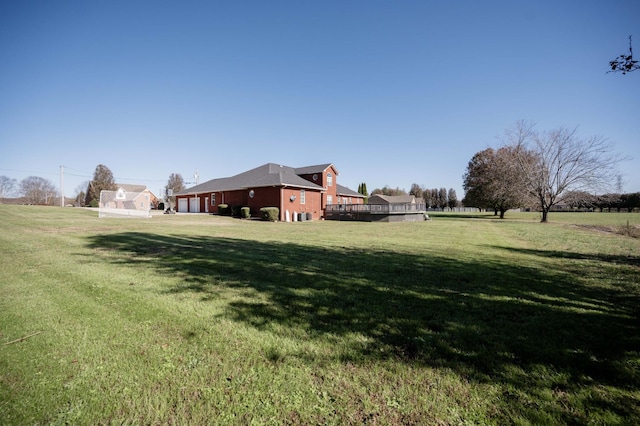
[{"x1": 1, "y1": 205, "x2": 638, "y2": 425}]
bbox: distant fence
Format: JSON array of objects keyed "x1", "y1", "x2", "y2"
[
  {"x1": 325, "y1": 203, "x2": 480, "y2": 222},
  {"x1": 325, "y1": 204, "x2": 480, "y2": 215},
  {"x1": 426, "y1": 207, "x2": 481, "y2": 213}
]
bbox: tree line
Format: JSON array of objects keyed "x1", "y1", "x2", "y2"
[
  {"x1": 368, "y1": 185, "x2": 459, "y2": 209},
  {"x1": 556, "y1": 191, "x2": 640, "y2": 212},
  {"x1": 0, "y1": 175, "x2": 58, "y2": 205},
  {"x1": 462, "y1": 120, "x2": 627, "y2": 222},
  {"x1": 0, "y1": 165, "x2": 187, "y2": 208}
]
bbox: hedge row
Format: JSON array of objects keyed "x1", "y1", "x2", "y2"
[
  {"x1": 259, "y1": 207, "x2": 279, "y2": 222},
  {"x1": 217, "y1": 204, "x2": 279, "y2": 221}
]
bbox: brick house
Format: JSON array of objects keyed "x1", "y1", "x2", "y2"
[{"x1": 174, "y1": 163, "x2": 363, "y2": 221}]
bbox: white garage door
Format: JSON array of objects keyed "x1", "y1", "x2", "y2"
[
  {"x1": 178, "y1": 198, "x2": 188, "y2": 213},
  {"x1": 190, "y1": 197, "x2": 199, "y2": 213}
]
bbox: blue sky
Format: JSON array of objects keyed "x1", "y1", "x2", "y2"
[{"x1": 1, "y1": 1, "x2": 639, "y2": 199}]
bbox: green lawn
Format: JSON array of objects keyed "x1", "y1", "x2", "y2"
[{"x1": 1, "y1": 205, "x2": 638, "y2": 425}]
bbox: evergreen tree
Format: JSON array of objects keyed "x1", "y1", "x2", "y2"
[
  {"x1": 85, "y1": 164, "x2": 116, "y2": 207},
  {"x1": 358, "y1": 182, "x2": 368, "y2": 196}
]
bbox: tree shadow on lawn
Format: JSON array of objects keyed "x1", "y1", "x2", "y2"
[{"x1": 85, "y1": 232, "x2": 640, "y2": 421}]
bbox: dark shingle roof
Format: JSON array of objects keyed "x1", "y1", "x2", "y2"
[
  {"x1": 294, "y1": 163, "x2": 336, "y2": 175},
  {"x1": 368, "y1": 194, "x2": 416, "y2": 204},
  {"x1": 176, "y1": 163, "x2": 324, "y2": 195},
  {"x1": 336, "y1": 184, "x2": 364, "y2": 198}
]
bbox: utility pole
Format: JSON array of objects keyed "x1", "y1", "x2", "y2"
[{"x1": 60, "y1": 165, "x2": 64, "y2": 207}]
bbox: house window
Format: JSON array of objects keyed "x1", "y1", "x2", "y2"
[
  {"x1": 211, "y1": 193, "x2": 216, "y2": 206},
  {"x1": 300, "y1": 190, "x2": 306, "y2": 205},
  {"x1": 327, "y1": 195, "x2": 333, "y2": 205},
  {"x1": 327, "y1": 173, "x2": 333, "y2": 187}
]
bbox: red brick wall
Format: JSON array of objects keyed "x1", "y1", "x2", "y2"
[
  {"x1": 298, "y1": 165, "x2": 339, "y2": 211},
  {"x1": 177, "y1": 186, "x2": 325, "y2": 219},
  {"x1": 246, "y1": 187, "x2": 280, "y2": 217},
  {"x1": 281, "y1": 187, "x2": 322, "y2": 220}
]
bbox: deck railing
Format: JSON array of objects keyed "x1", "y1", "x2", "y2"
[{"x1": 325, "y1": 203, "x2": 427, "y2": 214}]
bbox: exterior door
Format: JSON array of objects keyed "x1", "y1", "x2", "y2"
[{"x1": 178, "y1": 198, "x2": 188, "y2": 212}]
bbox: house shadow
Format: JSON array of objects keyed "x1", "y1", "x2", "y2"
[{"x1": 84, "y1": 232, "x2": 640, "y2": 421}]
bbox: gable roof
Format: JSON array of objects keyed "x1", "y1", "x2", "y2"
[
  {"x1": 368, "y1": 194, "x2": 416, "y2": 204},
  {"x1": 117, "y1": 183, "x2": 147, "y2": 193},
  {"x1": 176, "y1": 163, "x2": 325, "y2": 195},
  {"x1": 294, "y1": 163, "x2": 338, "y2": 175},
  {"x1": 336, "y1": 184, "x2": 365, "y2": 198}
]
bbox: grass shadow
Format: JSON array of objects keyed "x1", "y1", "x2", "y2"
[
  {"x1": 491, "y1": 245, "x2": 640, "y2": 268},
  {"x1": 85, "y1": 232, "x2": 640, "y2": 422}
]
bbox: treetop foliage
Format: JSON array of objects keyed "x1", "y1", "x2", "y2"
[
  {"x1": 357, "y1": 182, "x2": 368, "y2": 197},
  {"x1": 371, "y1": 184, "x2": 458, "y2": 209},
  {"x1": 371, "y1": 186, "x2": 407, "y2": 197},
  {"x1": 465, "y1": 120, "x2": 626, "y2": 222},
  {"x1": 462, "y1": 145, "x2": 533, "y2": 218},
  {"x1": 86, "y1": 164, "x2": 116, "y2": 207},
  {"x1": 166, "y1": 173, "x2": 186, "y2": 197}
]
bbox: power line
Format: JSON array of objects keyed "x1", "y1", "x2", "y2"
[
  {"x1": 115, "y1": 176, "x2": 165, "y2": 183},
  {"x1": 0, "y1": 167, "x2": 60, "y2": 176}
]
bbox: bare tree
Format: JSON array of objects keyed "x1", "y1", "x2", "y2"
[
  {"x1": 74, "y1": 181, "x2": 89, "y2": 207},
  {"x1": 0, "y1": 176, "x2": 17, "y2": 202},
  {"x1": 165, "y1": 173, "x2": 186, "y2": 210},
  {"x1": 19, "y1": 176, "x2": 57, "y2": 205},
  {"x1": 429, "y1": 188, "x2": 440, "y2": 209},
  {"x1": 421, "y1": 188, "x2": 431, "y2": 208},
  {"x1": 409, "y1": 183, "x2": 424, "y2": 199},
  {"x1": 447, "y1": 188, "x2": 458, "y2": 209},
  {"x1": 437, "y1": 188, "x2": 448, "y2": 209},
  {"x1": 510, "y1": 124, "x2": 626, "y2": 222}
]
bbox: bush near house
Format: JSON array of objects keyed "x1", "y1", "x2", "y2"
[
  {"x1": 259, "y1": 207, "x2": 279, "y2": 221},
  {"x1": 240, "y1": 207, "x2": 251, "y2": 219},
  {"x1": 231, "y1": 205, "x2": 243, "y2": 218},
  {"x1": 217, "y1": 204, "x2": 229, "y2": 215}
]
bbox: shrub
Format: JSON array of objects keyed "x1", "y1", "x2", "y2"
[
  {"x1": 231, "y1": 205, "x2": 242, "y2": 217},
  {"x1": 240, "y1": 207, "x2": 251, "y2": 219},
  {"x1": 259, "y1": 207, "x2": 279, "y2": 222},
  {"x1": 217, "y1": 204, "x2": 229, "y2": 215}
]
